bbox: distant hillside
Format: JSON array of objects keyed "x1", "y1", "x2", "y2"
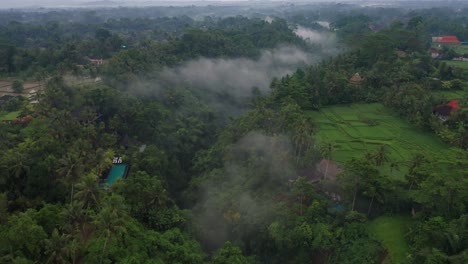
[{"x1": 81, "y1": 0, "x2": 122, "y2": 6}]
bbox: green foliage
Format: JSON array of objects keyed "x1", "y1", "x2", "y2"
[
  {"x1": 407, "y1": 215, "x2": 468, "y2": 263},
  {"x1": 113, "y1": 171, "x2": 187, "y2": 230},
  {"x1": 330, "y1": 222, "x2": 384, "y2": 264},
  {"x1": 12, "y1": 79, "x2": 24, "y2": 93},
  {"x1": 0, "y1": 6, "x2": 467, "y2": 264},
  {"x1": 212, "y1": 241, "x2": 255, "y2": 264},
  {"x1": 0, "y1": 210, "x2": 47, "y2": 260}
]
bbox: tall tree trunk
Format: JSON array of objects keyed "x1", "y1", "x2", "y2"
[
  {"x1": 351, "y1": 187, "x2": 357, "y2": 211},
  {"x1": 100, "y1": 235, "x2": 109, "y2": 264},
  {"x1": 324, "y1": 158, "x2": 330, "y2": 179},
  {"x1": 367, "y1": 195, "x2": 375, "y2": 216},
  {"x1": 72, "y1": 244, "x2": 76, "y2": 264},
  {"x1": 70, "y1": 183, "x2": 74, "y2": 205},
  {"x1": 447, "y1": 189, "x2": 452, "y2": 216},
  {"x1": 300, "y1": 195, "x2": 303, "y2": 216},
  {"x1": 306, "y1": 141, "x2": 311, "y2": 155},
  {"x1": 408, "y1": 181, "x2": 414, "y2": 191},
  {"x1": 296, "y1": 144, "x2": 302, "y2": 165}
]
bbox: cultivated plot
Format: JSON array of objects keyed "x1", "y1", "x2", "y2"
[{"x1": 308, "y1": 103, "x2": 453, "y2": 179}]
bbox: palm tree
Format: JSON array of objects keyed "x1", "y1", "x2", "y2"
[
  {"x1": 44, "y1": 229, "x2": 71, "y2": 264},
  {"x1": 373, "y1": 145, "x2": 389, "y2": 166},
  {"x1": 319, "y1": 142, "x2": 334, "y2": 179},
  {"x1": 57, "y1": 152, "x2": 83, "y2": 203},
  {"x1": 74, "y1": 174, "x2": 100, "y2": 210},
  {"x1": 6, "y1": 147, "x2": 30, "y2": 179},
  {"x1": 407, "y1": 154, "x2": 427, "y2": 190},
  {"x1": 62, "y1": 201, "x2": 87, "y2": 234},
  {"x1": 389, "y1": 160, "x2": 400, "y2": 172},
  {"x1": 291, "y1": 118, "x2": 313, "y2": 163},
  {"x1": 94, "y1": 194, "x2": 129, "y2": 264}
]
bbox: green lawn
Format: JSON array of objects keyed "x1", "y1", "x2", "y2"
[
  {"x1": 433, "y1": 44, "x2": 468, "y2": 55},
  {"x1": 452, "y1": 45, "x2": 468, "y2": 55},
  {"x1": 368, "y1": 216, "x2": 412, "y2": 264},
  {"x1": 432, "y1": 89, "x2": 468, "y2": 99},
  {"x1": 307, "y1": 103, "x2": 453, "y2": 179},
  {"x1": 442, "y1": 60, "x2": 468, "y2": 71},
  {"x1": 0, "y1": 111, "x2": 20, "y2": 121},
  {"x1": 430, "y1": 77, "x2": 468, "y2": 99}
]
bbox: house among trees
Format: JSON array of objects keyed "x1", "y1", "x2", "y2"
[
  {"x1": 453, "y1": 57, "x2": 468, "y2": 62},
  {"x1": 349, "y1": 73, "x2": 364, "y2": 85},
  {"x1": 88, "y1": 57, "x2": 104, "y2": 65},
  {"x1": 432, "y1": 36, "x2": 442, "y2": 43},
  {"x1": 395, "y1": 50, "x2": 407, "y2": 58},
  {"x1": 432, "y1": 99, "x2": 460, "y2": 121},
  {"x1": 429, "y1": 48, "x2": 441, "y2": 59},
  {"x1": 432, "y1": 36, "x2": 461, "y2": 45}
]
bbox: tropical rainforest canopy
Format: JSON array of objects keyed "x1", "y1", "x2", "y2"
[{"x1": 0, "y1": 2, "x2": 467, "y2": 263}]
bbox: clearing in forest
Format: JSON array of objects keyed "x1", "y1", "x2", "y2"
[
  {"x1": 443, "y1": 60, "x2": 468, "y2": 77},
  {"x1": 0, "y1": 111, "x2": 21, "y2": 121},
  {"x1": 307, "y1": 103, "x2": 453, "y2": 179},
  {"x1": 368, "y1": 216, "x2": 412, "y2": 264}
]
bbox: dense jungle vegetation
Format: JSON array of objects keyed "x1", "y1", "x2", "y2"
[{"x1": 0, "y1": 3, "x2": 467, "y2": 264}]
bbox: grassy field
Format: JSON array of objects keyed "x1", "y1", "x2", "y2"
[
  {"x1": 307, "y1": 103, "x2": 453, "y2": 179},
  {"x1": 452, "y1": 45, "x2": 468, "y2": 54},
  {"x1": 368, "y1": 216, "x2": 412, "y2": 264},
  {"x1": 0, "y1": 111, "x2": 20, "y2": 121},
  {"x1": 431, "y1": 85, "x2": 468, "y2": 99},
  {"x1": 433, "y1": 44, "x2": 468, "y2": 54},
  {"x1": 443, "y1": 60, "x2": 468, "y2": 71},
  {"x1": 428, "y1": 61, "x2": 468, "y2": 98}
]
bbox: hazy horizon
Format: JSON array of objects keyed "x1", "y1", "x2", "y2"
[{"x1": 0, "y1": 0, "x2": 442, "y2": 9}]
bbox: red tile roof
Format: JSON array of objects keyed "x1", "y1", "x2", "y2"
[
  {"x1": 433, "y1": 99, "x2": 460, "y2": 117},
  {"x1": 439, "y1": 36, "x2": 460, "y2": 44},
  {"x1": 447, "y1": 99, "x2": 460, "y2": 112}
]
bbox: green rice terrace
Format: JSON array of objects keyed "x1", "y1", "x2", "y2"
[
  {"x1": 368, "y1": 216, "x2": 413, "y2": 264},
  {"x1": 307, "y1": 103, "x2": 453, "y2": 179}
]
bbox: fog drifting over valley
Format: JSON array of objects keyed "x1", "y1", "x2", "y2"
[{"x1": 155, "y1": 46, "x2": 314, "y2": 98}]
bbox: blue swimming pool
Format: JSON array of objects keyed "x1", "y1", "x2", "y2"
[{"x1": 105, "y1": 164, "x2": 127, "y2": 185}]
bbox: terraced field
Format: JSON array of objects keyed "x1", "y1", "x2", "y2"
[{"x1": 307, "y1": 103, "x2": 453, "y2": 179}]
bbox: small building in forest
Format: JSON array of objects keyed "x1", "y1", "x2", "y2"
[
  {"x1": 349, "y1": 73, "x2": 364, "y2": 85},
  {"x1": 396, "y1": 50, "x2": 407, "y2": 58},
  {"x1": 433, "y1": 36, "x2": 461, "y2": 46},
  {"x1": 88, "y1": 57, "x2": 104, "y2": 66},
  {"x1": 429, "y1": 48, "x2": 441, "y2": 59},
  {"x1": 433, "y1": 99, "x2": 460, "y2": 121},
  {"x1": 432, "y1": 36, "x2": 443, "y2": 43},
  {"x1": 439, "y1": 36, "x2": 461, "y2": 45}
]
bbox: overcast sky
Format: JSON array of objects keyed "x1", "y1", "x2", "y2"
[
  {"x1": 1, "y1": 0, "x2": 236, "y2": 7},
  {"x1": 0, "y1": 0, "x2": 372, "y2": 9}
]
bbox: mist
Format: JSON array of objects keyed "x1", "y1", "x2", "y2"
[
  {"x1": 159, "y1": 46, "x2": 313, "y2": 97},
  {"x1": 193, "y1": 132, "x2": 295, "y2": 251},
  {"x1": 294, "y1": 26, "x2": 336, "y2": 46},
  {"x1": 127, "y1": 45, "x2": 316, "y2": 115}
]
